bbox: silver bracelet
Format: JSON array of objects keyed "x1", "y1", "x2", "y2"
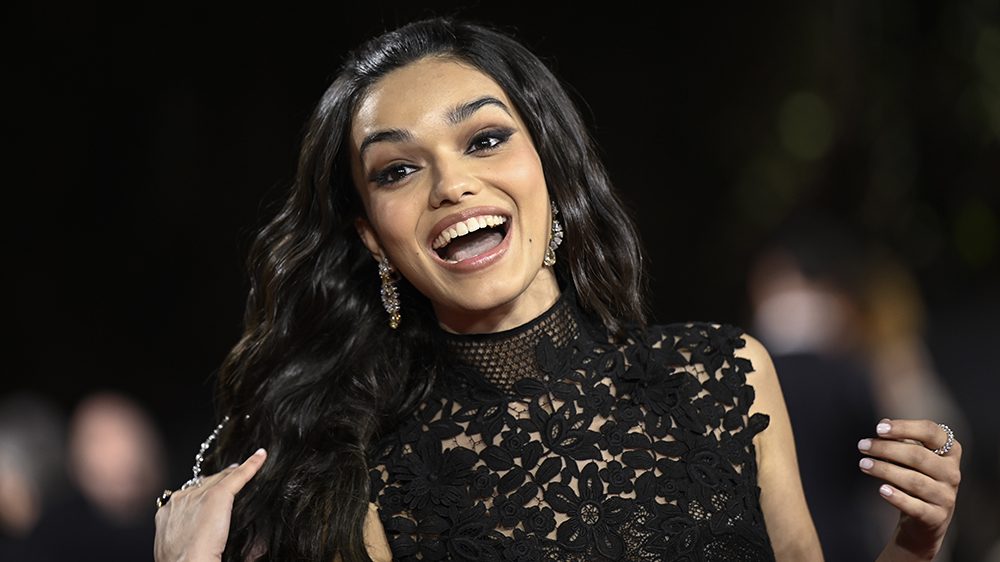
[{"x1": 181, "y1": 415, "x2": 230, "y2": 490}]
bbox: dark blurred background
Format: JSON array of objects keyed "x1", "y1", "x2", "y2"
[{"x1": 3, "y1": 1, "x2": 998, "y2": 561}]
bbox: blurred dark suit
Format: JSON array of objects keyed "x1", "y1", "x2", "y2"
[{"x1": 773, "y1": 351, "x2": 886, "y2": 562}]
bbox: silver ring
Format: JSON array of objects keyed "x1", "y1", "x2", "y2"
[
  {"x1": 932, "y1": 423, "x2": 955, "y2": 456},
  {"x1": 155, "y1": 489, "x2": 173, "y2": 509}
]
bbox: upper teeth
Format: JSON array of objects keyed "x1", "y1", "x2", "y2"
[{"x1": 432, "y1": 215, "x2": 507, "y2": 250}]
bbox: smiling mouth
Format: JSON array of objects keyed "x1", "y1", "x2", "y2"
[{"x1": 432, "y1": 214, "x2": 509, "y2": 263}]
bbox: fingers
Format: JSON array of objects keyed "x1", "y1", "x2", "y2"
[
  {"x1": 865, "y1": 418, "x2": 963, "y2": 485},
  {"x1": 857, "y1": 437, "x2": 958, "y2": 485},
  {"x1": 874, "y1": 419, "x2": 963, "y2": 461},
  {"x1": 873, "y1": 482, "x2": 952, "y2": 528},
  {"x1": 856, "y1": 419, "x2": 962, "y2": 560},
  {"x1": 159, "y1": 449, "x2": 268, "y2": 510},
  {"x1": 218, "y1": 448, "x2": 268, "y2": 495},
  {"x1": 857, "y1": 418, "x2": 962, "y2": 518},
  {"x1": 857, "y1": 451, "x2": 954, "y2": 507}
]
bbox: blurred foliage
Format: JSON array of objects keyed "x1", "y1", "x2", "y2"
[{"x1": 714, "y1": 1, "x2": 999, "y2": 287}]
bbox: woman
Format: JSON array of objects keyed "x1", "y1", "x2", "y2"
[{"x1": 154, "y1": 17, "x2": 962, "y2": 562}]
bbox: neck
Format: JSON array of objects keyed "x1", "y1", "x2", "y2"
[
  {"x1": 433, "y1": 270, "x2": 560, "y2": 334},
  {"x1": 439, "y1": 286, "x2": 583, "y2": 393}
]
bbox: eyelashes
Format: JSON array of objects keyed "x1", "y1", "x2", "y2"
[
  {"x1": 371, "y1": 163, "x2": 419, "y2": 187},
  {"x1": 466, "y1": 127, "x2": 514, "y2": 154},
  {"x1": 369, "y1": 127, "x2": 516, "y2": 187}
]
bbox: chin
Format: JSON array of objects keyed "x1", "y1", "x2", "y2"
[
  {"x1": 428, "y1": 264, "x2": 558, "y2": 332},
  {"x1": 443, "y1": 277, "x2": 531, "y2": 311}
]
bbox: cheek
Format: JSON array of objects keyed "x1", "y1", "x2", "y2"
[
  {"x1": 506, "y1": 152, "x2": 550, "y2": 237},
  {"x1": 500, "y1": 149, "x2": 547, "y2": 192},
  {"x1": 484, "y1": 149, "x2": 549, "y2": 228},
  {"x1": 369, "y1": 195, "x2": 425, "y2": 257}
]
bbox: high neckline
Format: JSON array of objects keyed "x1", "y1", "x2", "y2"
[{"x1": 438, "y1": 288, "x2": 585, "y2": 393}]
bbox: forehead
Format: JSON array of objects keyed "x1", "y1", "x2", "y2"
[{"x1": 351, "y1": 57, "x2": 514, "y2": 137}]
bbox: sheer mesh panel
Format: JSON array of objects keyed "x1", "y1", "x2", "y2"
[{"x1": 444, "y1": 296, "x2": 579, "y2": 393}]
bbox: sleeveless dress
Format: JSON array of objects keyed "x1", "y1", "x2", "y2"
[{"x1": 368, "y1": 291, "x2": 776, "y2": 561}]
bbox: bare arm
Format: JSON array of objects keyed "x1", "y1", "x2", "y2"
[
  {"x1": 738, "y1": 334, "x2": 825, "y2": 561},
  {"x1": 361, "y1": 503, "x2": 393, "y2": 562}
]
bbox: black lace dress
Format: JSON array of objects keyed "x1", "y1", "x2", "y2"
[{"x1": 368, "y1": 292, "x2": 776, "y2": 561}]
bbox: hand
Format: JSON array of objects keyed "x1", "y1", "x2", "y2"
[
  {"x1": 154, "y1": 449, "x2": 268, "y2": 562},
  {"x1": 858, "y1": 419, "x2": 962, "y2": 561}
]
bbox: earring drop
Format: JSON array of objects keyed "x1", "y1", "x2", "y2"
[
  {"x1": 378, "y1": 256, "x2": 401, "y2": 329},
  {"x1": 544, "y1": 201, "x2": 563, "y2": 267}
]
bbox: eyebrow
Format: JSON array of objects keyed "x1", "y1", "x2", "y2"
[
  {"x1": 358, "y1": 96, "x2": 512, "y2": 159},
  {"x1": 446, "y1": 95, "x2": 512, "y2": 125},
  {"x1": 358, "y1": 129, "x2": 413, "y2": 160}
]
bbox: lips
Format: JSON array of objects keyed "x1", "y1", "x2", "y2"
[
  {"x1": 432, "y1": 214, "x2": 508, "y2": 252},
  {"x1": 428, "y1": 207, "x2": 512, "y2": 268}
]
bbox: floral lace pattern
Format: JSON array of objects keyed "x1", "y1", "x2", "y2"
[{"x1": 369, "y1": 295, "x2": 775, "y2": 561}]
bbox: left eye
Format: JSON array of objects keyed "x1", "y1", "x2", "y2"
[{"x1": 467, "y1": 129, "x2": 514, "y2": 154}]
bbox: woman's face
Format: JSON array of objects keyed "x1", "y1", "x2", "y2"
[{"x1": 351, "y1": 57, "x2": 559, "y2": 333}]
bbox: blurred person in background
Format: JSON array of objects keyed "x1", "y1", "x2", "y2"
[
  {"x1": 747, "y1": 214, "x2": 889, "y2": 561},
  {"x1": 0, "y1": 392, "x2": 67, "y2": 560},
  {"x1": 26, "y1": 390, "x2": 167, "y2": 561}
]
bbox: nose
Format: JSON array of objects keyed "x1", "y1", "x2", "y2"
[{"x1": 429, "y1": 159, "x2": 479, "y2": 208}]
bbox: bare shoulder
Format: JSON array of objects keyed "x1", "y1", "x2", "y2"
[
  {"x1": 732, "y1": 330, "x2": 770, "y2": 365},
  {"x1": 731, "y1": 331, "x2": 784, "y2": 419}
]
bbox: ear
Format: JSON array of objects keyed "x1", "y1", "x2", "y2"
[{"x1": 354, "y1": 216, "x2": 385, "y2": 262}]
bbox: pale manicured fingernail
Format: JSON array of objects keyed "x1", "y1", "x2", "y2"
[
  {"x1": 228, "y1": 463, "x2": 239, "y2": 468},
  {"x1": 859, "y1": 458, "x2": 874, "y2": 470},
  {"x1": 876, "y1": 423, "x2": 891, "y2": 435},
  {"x1": 858, "y1": 439, "x2": 872, "y2": 451},
  {"x1": 879, "y1": 484, "x2": 893, "y2": 497},
  {"x1": 253, "y1": 448, "x2": 266, "y2": 457}
]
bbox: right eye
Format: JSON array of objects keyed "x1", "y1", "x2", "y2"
[{"x1": 371, "y1": 163, "x2": 419, "y2": 187}]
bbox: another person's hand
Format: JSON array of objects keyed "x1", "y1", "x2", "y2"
[
  {"x1": 859, "y1": 419, "x2": 962, "y2": 561},
  {"x1": 154, "y1": 449, "x2": 267, "y2": 562}
]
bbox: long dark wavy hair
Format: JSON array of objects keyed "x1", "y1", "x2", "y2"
[{"x1": 206, "y1": 16, "x2": 648, "y2": 562}]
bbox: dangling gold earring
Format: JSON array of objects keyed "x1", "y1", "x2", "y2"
[
  {"x1": 543, "y1": 201, "x2": 564, "y2": 267},
  {"x1": 378, "y1": 256, "x2": 401, "y2": 329}
]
